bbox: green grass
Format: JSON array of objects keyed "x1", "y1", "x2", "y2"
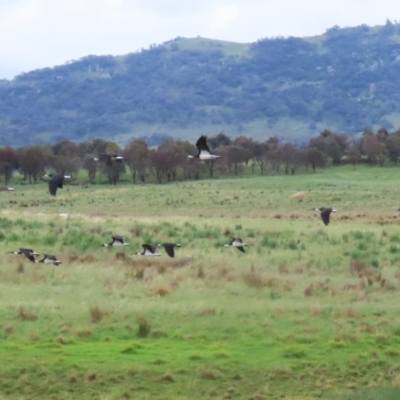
[{"x1": 1, "y1": 165, "x2": 400, "y2": 399}]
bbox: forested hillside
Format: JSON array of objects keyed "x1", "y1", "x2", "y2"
[{"x1": 1, "y1": 21, "x2": 400, "y2": 146}]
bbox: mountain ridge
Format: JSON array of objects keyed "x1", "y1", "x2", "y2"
[{"x1": 1, "y1": 21, "x2": 400, "y2": 146}]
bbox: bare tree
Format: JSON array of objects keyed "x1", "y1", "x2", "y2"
[
  {"x1": 18, "y1": 146, "x2": 48, "y2": 183},
  {"x1": 0, "y1": 146, "x2": 18, "y2": 185},
  {"x1": 83, "y1": 155, "x2": 98, "y2": 183},
  {"x1": 150, "y1": 150, "x2": 173, "y2": 183},
  {"x1": 307, "y1": 147, "x2": 325, "y2": 172},
  {"x1": 346, "y1": 146, "x2": 361, "y2": 169},
  {"x1": 252, "y1": 142, "x2": 268, "y2": 175},
  {"x1": 124, "y1": 140, "x2": 150, "y2": 183},
  {"x1": 226, "y1": 145, "x2": 247, "y2": 175},
  {"x1": 361, "y1": 131, "x2": 387, "y2": 166}
]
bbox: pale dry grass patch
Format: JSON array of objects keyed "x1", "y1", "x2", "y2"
[
  {"x1": 290, "y1": 192, "x2": 305, "y2": 202},
  {"x1": 310, "y1": 304, "x2": 321, "y2": 318}
]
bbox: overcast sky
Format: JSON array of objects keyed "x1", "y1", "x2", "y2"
[{"x1": 0, "y1": 0, "x2": 399, "y2": 80}]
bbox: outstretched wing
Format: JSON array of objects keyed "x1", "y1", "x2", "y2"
[
  {"x1": 112, "y1": 235, "x2": 124, "y2": 244},
  {"x1": 236, "y1": 246, "x2": 246, "y2": 253},
  {"x1": 142, "y1": 244, "x2": 156, "y2": 254},
  {"x1": 163, "y1": 244, "x2": 175, "y2": 258},
  {"x1": 21, "y1": 249, "x2": 36, "y2": 262}
]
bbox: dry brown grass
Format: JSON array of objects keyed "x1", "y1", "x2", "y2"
[
  {"x1": 160, "y1": 373, "x2": 175, "y2": 383},
  {"x1": 197, "y1": 265, "x2": 205, "y2": 279},
  {"x1": 115, "y1": 251, "x2": 126, "y2": 261},
  {"x1": 130, "y1": 226, "x2": 142, "y2": 237},
  {"x1": 304, "y1": 284, "x2": 313, "y2": 297},
  {"x1": 198, "y1": 369, "x2": 217, "y2": 380},
  {"x1": 344, "y1": 307, "x2": 357, "y2": 318},
  {"x1": 310, "y1": 305, "x2": 321, "y2": 318},
  {"x1": 87, "y1": 372, "x2": 97, "y2": 381},
  {"x1": 89, "y1": 305, "x2": 108, "y2": 323},
  {"x1": 136, "y1": 317, "x2": 151, "y2": 338},
  {"x1": 80, "y1": 253, "x2": 96, "y2": 263},
  {"x1": 196, "y1": 307, "x2": 216, "y2": 316},
  {"x1": 75, "y1": 329, "x2": 92, "y2": 338},
  {"x1": 16, "y1": 262, "x2": 24, "y2": 274},
  {"x1": 4, "y1": 325, "x2": 15, "y2": 334},
  {"x1": 242, "y1": 269, "x2": 264, "y2": 289},
  {"x1": 152, "y1": 284, "x2": 172, "y2": 297},
  {"x1": 17, "y1": 307, "x2": 37, "y2": 321},
  {"x1": 278, "y1": 263, "x2": 289, "y2": 274}
]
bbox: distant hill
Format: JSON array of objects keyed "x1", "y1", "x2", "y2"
[{"x1": 1, "y1": 21, "x2": 400, "y2": 146}]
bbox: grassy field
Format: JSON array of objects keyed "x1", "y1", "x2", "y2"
[{"x1": 1, "y1": 165, "x2": 400, "y2": 399}]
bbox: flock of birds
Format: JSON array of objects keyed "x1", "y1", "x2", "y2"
[
  {"x1": 6, "y1": 236, "x2": 248, "y2": 265},
  {"x1": 3, "y1": 136, "x2": 337, "y2": 266}
]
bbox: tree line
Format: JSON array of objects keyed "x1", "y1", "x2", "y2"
[{"x1": 0, "y1": 127, "x2": 399, "y2": 186}]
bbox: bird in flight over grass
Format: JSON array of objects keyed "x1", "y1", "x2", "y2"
[
  {"x1": 312, "y1": 207, "x2": 337, "y2": 225},
  {"x1": 136, "y1": 244, "x2": 161, "y2": 256},
  {"x1": 224, "y1": 237, "x2": 247, "y2": 253},
  {"x1": 157, "y1": 242, "x2": 181, "y2": 258},
  {"x1": 45, "y1": 173, "x2": 71, "y2": 196},
  {"x1": 188, "y1": 136, "x2": 220, "y2": 160},
  {"x1": 7, "y1": 248, "x2": 40, "y2": 263},
  {"x1": 101, "y1": 235, "x2": 129, "y2": 247},
  {"x1": 38, "y1": 254, "x2": 62, "y2": 265}
]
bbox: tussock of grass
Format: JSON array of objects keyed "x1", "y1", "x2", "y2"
[
  {"x1": 243, "y1": 268, "x2": 264, "y2": 288},
  {"x1": 136, "y1": 317, "x2": 151, "y2": 338},
  {"x1": 151, "y1": 284, "x2": 173, "y2": 297},
  {"x1": 89, "y1": 306, "x2": 107, "y2": 323},
  {"x1": 75, "y1": 329, "x2": 92, "y2": 338},
  {"x1": 17, "y1": 307, "x2": 37, "y2": 321}
]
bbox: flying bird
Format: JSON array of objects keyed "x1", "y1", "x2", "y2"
[
  {"x1": 157, "y1": 242, "x2": 181, "y2": 258},
  {"x1": 7, "y1": 248, "x2": 39, "y2": 263},
  {"x1": 101, "y1": 235, "x2": 129, "y2": 247},
  {"x1": 136, "y1": 244, "x2": 161, "y2": 256},
  {"x1": 94, "y1": 154, "x2": 124, "y2": 166},
  {"x1": 313, "y1": 207, "x2": 338, "y2": 225},
  {"x1": 224, "y1": 238, "x2": 247, "y2": 253},
  {"x1": 46, "y1": 173, "x2": 71, "y2": 196},
  {"x1": 188, "y1": 136, "x2": 220, "y2": 160},
  {"x1": 38, "y1": 254, "x2": 62, "y2": 265}
]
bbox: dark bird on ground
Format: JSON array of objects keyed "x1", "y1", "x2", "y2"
[
  {"x1": 45, "y1": 173, "x2": 71, "y2": 196},
  {"x1": 101, "y1": 235, "x2": 129, "y2": 247},
  {"x1": 136, "y1": 244, "x2": 161, "y2": 256},
  {"x1": 7, "y1": 248, "x2": 39, "y2": 263},
  {"x1": 38, "y1": 254, "x2": 62, "y2": 265},
  {"x1": 0, "y1": 186, "x2": 14, "y2": 191},
  {"x1": 313, "y1": 207, "x2": 338, "y2": 225},
  {"x1": 188, "y1": 136, "x2": 220, "y2": 160},
  {"x1": 94, "y1": 154, "x2": 124, "y2": 166},
  {"x1": 157, "y1": 242, "x2": 181, "y2": 258},
  {"x1": 224, "y1": 238, "x2": 247, "y2": 253}
]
